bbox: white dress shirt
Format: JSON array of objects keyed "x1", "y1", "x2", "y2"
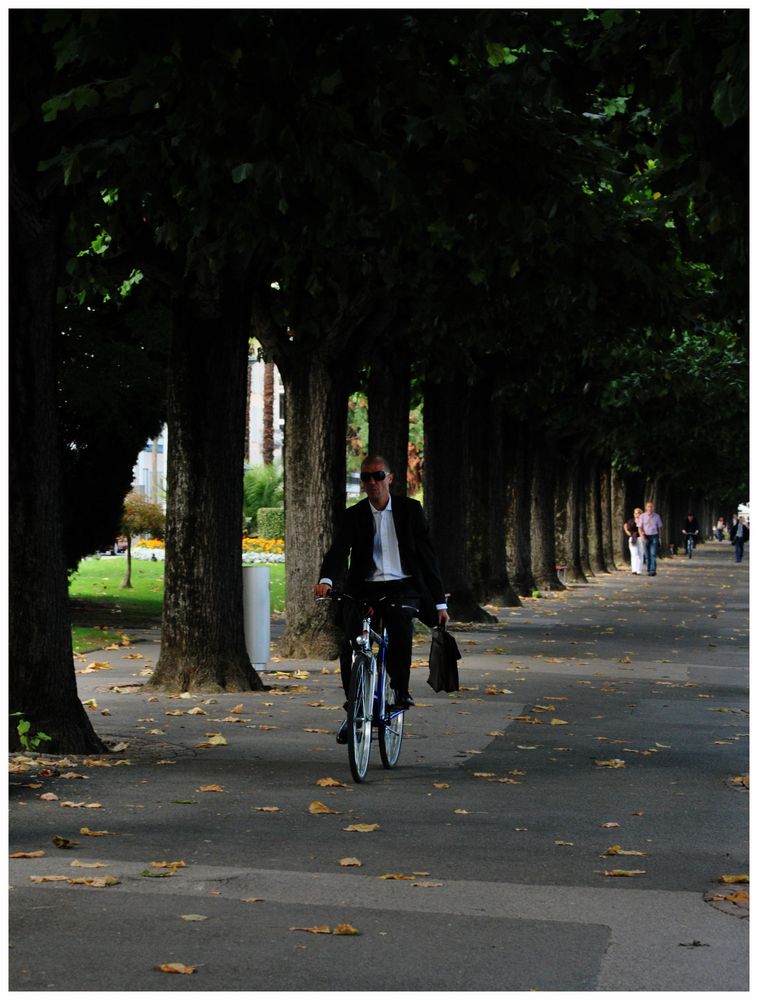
[{"x1": 367, "y1": 497, "x2": 409, "y2": 582}]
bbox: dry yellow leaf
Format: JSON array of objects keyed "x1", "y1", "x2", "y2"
[
  {"x1": 377, "y1": 873, "x2": 415, "y2": 880},
  {"x1": 255, "y1": 806, "x2": 280, "y2": 812},
  {"x1": 304, "y1": 728, "x2": 331, "y2": 734},
  {"x1": 68, "y1": 876, "x2": 119, "y2": 887},
  {"x1": 316, "y1": 777, "x2": 349, "y2": 788},
  {"x1": 240, "y1": 897, "x2": 264, "y2": 903},
  {"x1": 257, "y1": 725, "x2": 278, "y2": 731},
  {"x1": 69, "y1": 860, "x2": 108, "y2": 868},
  {"x1": 602, "y1": 869, "x2": 646, "y2": 877},
  {"x1": 156, "y1": 963, "x2": 196, "y2": 975},
  {"x1": 39, "y1": 793, "x2": 59, "y2": 801},
  {"x1": 333, "y1": 923, "x2": 361, "y2": 935},
  {"x1": 195, "y1": 734, "x2": 227, "y2": 748},
  {"x1": 59, "y1": 801, "x2": 102, "y2": 809},
  {"x1": 79, "y1": 827, "x2": 111, "y2": 837},
  {"x1": 601, "y1": 822, "x2": 621, "y2": 829},
  {"x1": 433, "y1": 783, "x2": 449, "y2": 789},
  {"x1": 555, "y1": 840, "x2": 575, "y2": 847},
  {"x1": 308, "y1": 801, "x2": 341, "y2": 815},
  {"x1": 187, "y1": 707, "x2": 207, "y2": 716},
  {"x1": 413, "y1": 881, "x2": 444, "y2": 888},
  {"x1": 550, "y1": 719, "x2": 569, "y2": 726},
  {"x1": 290, "y1": 925, "x2": 331, "y2": 934},
  {"x1": 719, "y1": 874, "x2": 749, "y2": 884},
  {"x1": 454, "y1": 809, "x2": 470, "y2": 815},
  {"x1": 594, "y1": 759, "x2": 626, "y2": 768},
  {"x1": 338, "y1": 858, "x2": 362, "y2": 867},
  {"x1": 60, "y1": 773, "x2": 87, "y2": 780},
  {"x1": 472, "y1": 772, "x2": 496, "y2": 778},
  {"x1": 343, "y1": 823, "x2": 380, "y2": 832},
  {"x1": 9, "y1": 851, "x2": 45, "y2": 858},
  {"x1": 198, "y1": 785, "x2": 224, "y2": 793},
  {"x1": 151, "y1": 860, "x2": 187, "y2": 870},
  {"x1": 165, "y1": 710, "x2": 186, "y2": 716},
  {"x1": 230, "y1": 704, "x2": 245, "y2": 714},
  {"x1": 30, "y1": 875, "x2": 68, "y2": 882},
  {"x1": 605, "y1": 845, "x2": 648, "y2": 856},
  {"x1": 179, "y1": 914, "x2": 208, "y2": 922}
]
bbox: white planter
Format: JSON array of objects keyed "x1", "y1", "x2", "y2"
[{"x1": 243, "y1": 564, "x2": 270, "y2": 670}]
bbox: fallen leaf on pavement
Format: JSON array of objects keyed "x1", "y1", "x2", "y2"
[
  {"x1": 290, "y1": 925, "x2": 332, "y2": 934},
  {"x1": 69, "y1": 860, "x2": 108, "y2": 868},
  {"x1": 433, "y1": 783, "x2": 449, "y2": 789},
  {"x1": 195, "y1": 734, "x2": 227, "y2": 748},
  {"x1": 60, "y1": 773, "x2": 87, "y2": 780},
  {"x1": 257, "y1": 725, "x2": 278, "y2": 731},
  {"x1": 187, "y1": 707, "x2": 207, "y2": 715},
  {"x1": 52, "y1": 836, "x2": 79, "y2": 849},
  {"x1": 240, "y1": 897, "x2": 264, "y2": 903},
  {"x1": 338, "y1": 858, "x2": 362, "y2": 867},
  {"x1": 413, "y1": 881, "x2": 444, "y2": 888},
  {"x1": 30, "y1": 875, "x2": 68, "y2": 882},
  {"x1": 198, "y1": 785, "x2": 224, "y2": 793},
  {"x1": 594, "y1": 759, "x2": 626, "y2": 769},
  {"x1": 79, "y1": 828, "x2": 111, "y2": 837},
  {"x1": 151, "y1": 860, "x2": 187, "y2": 870},
  {"x1": 454, "y1": 809, "x2": 469, "y2": 815},
  {"x1": 605, "y1": 845, "x2": 648, "y2": 857},
  {"x1": 550, "y1": 719, "x2": 569, "y2": 726},
  {"x1": 316, "y1": 777, "x2": 349, "y2": 788},
  {"x1": 9, "y1": 851, "x2": 45, "y2": 858},
  {"x1": 377, "y1": 873, "x2": 415, "y2": 880},
  {"x1": 304, "y1": 728, "x2": 331, "y2": 734},
  {"x1": 230, "y1": 704, "x2": 245, "y2": 714},
  {"x1": 255, "y1": 806, "x2": 281, "y2": 813},
  {"x1": 555, "y1": 841, "x2": 575, "y2": 847},
  {"x1": 39, "y1": 793, "x2": 59, "y2": 801},
  {"x1": 179, "y1": 914, "x2": 208, "y2": 922},
  {"x1": 601, "y1": 823, "x2": 621, "y2": 829},
  {"x1": 472, "y1": 772, "x2": 496, "y2": 778},
  {"x1": 333, "y1": 924, "x2": 361, "y2": 935},
  {"x1": 309, "y1": 801, "x2": 340, "y2": 815},
  {"x1": 343, "y1": 823, "x2": 379, "y2": 832},
  {"x1": 156, "y1": 963, "x2": 196, "y2": 975},
  {"x1": 602, "y1": 869, "x2": 646, "y2": 877},
  {"x1": 719, "y1": 874, "x2": 749, "y2": 884}
]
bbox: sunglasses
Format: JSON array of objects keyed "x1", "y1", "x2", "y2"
[{"x1": 360, "y1": 470, "x2": 388, "y2": 482}]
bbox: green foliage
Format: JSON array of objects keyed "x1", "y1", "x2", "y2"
[
  {"x1": 10, "y1": 713, "x2": 52, "y2": 751},
  {"x1": 243, "y1": 465, "x2": 283, "y2": 535},
  {"x1": 257, "y1": 507, "x2": 285, "y2": 539}
]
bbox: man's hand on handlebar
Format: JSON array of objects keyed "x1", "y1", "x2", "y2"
[
  {"x1": 438, "y1": 609, "x2": 450, "y2": 627},
  {"x1": 313, "y1": 583, "x2": 332, "y2": 600}
]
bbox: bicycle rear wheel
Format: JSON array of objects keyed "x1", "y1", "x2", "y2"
[
  {"x1": 378, "y1": 672, "x2": 404, "y2": 769},
  {"x1": 347, "y1": 654, "x2": 373, "y2": 783}
]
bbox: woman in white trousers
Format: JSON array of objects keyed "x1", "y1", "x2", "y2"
[{"x1": 624, "y1": 507, "x2": 645, "y2": 574}]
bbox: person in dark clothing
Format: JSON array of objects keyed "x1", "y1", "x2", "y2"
[
  {"x1": 729, "y1": 516, "x2": 750, "y2": 563},
  {"x1": 314, "y1": 455, "x2": 448, "y2": 743},
  {"x1": 681, "y1": 513, "x2": 701, "y2": 550}
]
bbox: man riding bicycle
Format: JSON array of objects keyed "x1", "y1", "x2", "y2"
[
  {"x1": 313, "y1": 455, "x2": 449, "y2": 743},
  {"x1": 681, "y1": 513, "x2": 700, "y2": 553}
]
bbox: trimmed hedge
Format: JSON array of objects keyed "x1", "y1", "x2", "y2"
[{"x1": 257, "y1": 507, "x2": 285, "y2": 539}]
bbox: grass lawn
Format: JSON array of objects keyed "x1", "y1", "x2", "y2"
[{"x1": 69, "y1": 556, "x2": 286, "y2": 652}]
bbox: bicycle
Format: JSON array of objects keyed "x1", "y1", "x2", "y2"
[
  {"x1": 682, "y1": 531, "x2": 698, "y2": 558},
  {"x1": 318, "y1": 591, "x2": 409, "y2": 782}
]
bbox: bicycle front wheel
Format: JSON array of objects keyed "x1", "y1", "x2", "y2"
[
  {"x1": 347, "y1": 654, "x2": 373, "y2": 783},
  {"x1": 378, "y1": 673, "x2": 404, "y2": 769}
]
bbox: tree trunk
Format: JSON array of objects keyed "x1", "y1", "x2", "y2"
[
  {"x1": 9, "y1": 157, "x2": 105, "y2": 753},
  {"x1": 262, "y1": 360, "x2": 275, "y2": 465},
  {"x1": 121, "y1": 533, "x2": 133, "y2": 589},
  {"x1": 530, "y1": 436, "x2": 565, "y2": 591},
  {"x1": 425, "y1": 376, "x2": 493, "y2": 621},
  {"x1": 367, "y1": 335, "x2": 409, "y2": 496},
  {"x1": 505, "y1": 421, "x2": 537, "y2": 596},
  {"x1": 579, "y1": 457, "x2": 594, "y2": 579},
  {"x1": 556, "y1": 446, "x2": 587, "y2": 583},
  {"x1": 586, "y1": 459, "x2": 609, "y2": 574},
  {"x1": 483, "y1": 397, "x2": 520, "y2": 606},
  {"x1": 150, "y1": 273, "x2": 265, "y2": 692},
  {"x1": 600, "y1": 462, "x2": 618, "y2": 571},
  {"x1": 276, "y1": 352, "x2": 349, "y2": 657},
  {"x1": 611, "y1": 469, "x2": 629, "y2": 565}
]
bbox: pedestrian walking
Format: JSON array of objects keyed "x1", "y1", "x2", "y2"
[
  {"x1": 623, "y1": 507, "x2": 645, "y2": 574},
  {"x1": 729, "y1": 515, "x2": 749, "y2": 563},
  {"x1": 639, "y1": 500, "x2": 663, "y2": 576},
  {"x1": 716, "y1": 516, "x2": 726, "y2": 541}
]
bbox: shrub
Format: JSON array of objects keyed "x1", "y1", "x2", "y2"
[
  {"x1": 257, "y1": 507, "x2": 285, "y2": 538},
  {"x1": 243, "y1": 464, "x2": 283, "y2": 534}
]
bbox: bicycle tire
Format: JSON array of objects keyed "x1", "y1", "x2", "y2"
[
  {"x1": 378, "y1": 672, "x2": 404, "y2": 769},
  {"x1": 347, "y1": 654, "x2": 373, "y2": 783}
]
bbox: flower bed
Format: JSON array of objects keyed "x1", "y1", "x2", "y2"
[{"x1": 132, "y1": 537, "x2": 285, "y2": 564}]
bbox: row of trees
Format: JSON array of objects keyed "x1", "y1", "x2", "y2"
[{"x1": 10, "y1": 11, "x2": 747, "y2": 750}]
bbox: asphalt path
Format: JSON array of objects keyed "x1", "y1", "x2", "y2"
[{"x1": 9, "y1": 542, "x2": 749, "y2": 992}]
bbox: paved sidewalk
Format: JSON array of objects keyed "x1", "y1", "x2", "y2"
[{"x1": 9, "y1": 544, "x2": 749, "y2": 991}]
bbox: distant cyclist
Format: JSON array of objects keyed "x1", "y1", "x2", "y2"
[
  {"x1": 313, "y1": 455, "x2": 448, "y2": 743},
  {"x1": 681, "y1": 513, "x2": 700, "y2": 554}
]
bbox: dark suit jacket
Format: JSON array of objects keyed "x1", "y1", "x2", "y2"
[
  {"x1": 730, "y1": 522, "x2": 750, "y2": 543},
  {"x1": 319, "y1": 496, "x2": 446, "y2": 627}
]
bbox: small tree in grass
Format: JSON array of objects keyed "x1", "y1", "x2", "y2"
[{"x1": 120, "y1": 492, "x2": 165, "y2": 589}]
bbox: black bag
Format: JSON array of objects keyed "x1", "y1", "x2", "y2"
[{"x1": 427, "y1": 626, "x2": 461, "y2": 693}]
